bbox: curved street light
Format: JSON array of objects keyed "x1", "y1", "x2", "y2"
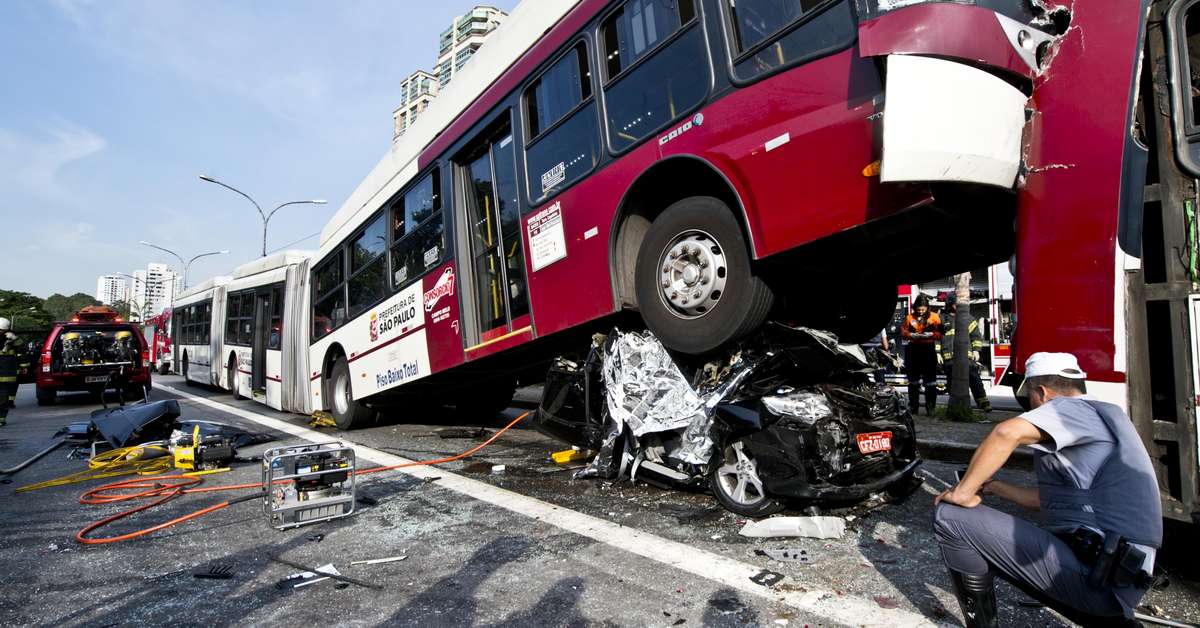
[
  {"x1": 137, "y1": 241, "x2": 229, "y2": 291},
  {"x1": 199, "y1": 175, "x2": 326, "y2": 257}
]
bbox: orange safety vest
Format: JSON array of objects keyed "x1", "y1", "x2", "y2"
[{"x1": 902, "y1": 312, "x2": 942, "y2": 345}]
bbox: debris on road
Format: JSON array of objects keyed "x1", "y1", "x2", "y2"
[
  {"x1": 551, "y1": 447, "x2": 591, "y2": 464},
  {"x1": 740, "y1": 516, "x2": 846, "y2": 540},
  {"x1": 194, "y1": 564, "x2": 235, "y2": 580},
  {"x1": 269, "y1": 555, "x2": 381, "y2": 590},
  {"x1": 750, "y1": 569, "x2": 786, "y2": 588},
  {"x1": 436, "y1": 426, "x2": 485, "y2": 439},
  {"x1": 754, "y1": 548, "x2": 813, "y2": 563},
  {"x1": 491, "y1": 464, "x2": 506, "y2": 474},
  {"x1": 350, "y1": 555, "x2": 407, "y2": 566}
]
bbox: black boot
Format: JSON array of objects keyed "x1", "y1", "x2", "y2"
[
  {"x1": 925, "y1": 387, "x2": 938, "y2": 416},
  {"x1": 948, "y1": 569, "x2": 998, "y2": 628}
]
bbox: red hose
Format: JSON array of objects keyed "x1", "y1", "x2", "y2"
[{"x1": 74, "y1": 411, "x2": 530, "y2": 544}]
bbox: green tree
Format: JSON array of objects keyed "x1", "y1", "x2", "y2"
[
  {"x1": 0, "y1": 290, "x2": 54, "y2": 332},
  {"x1": 42, "y1": 292, "x2": 101, "y2": 322}
]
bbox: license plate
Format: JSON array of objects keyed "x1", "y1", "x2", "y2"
[
  {"x1": 856, "y1": 431, "x2": 893, "y2": 454},
  {"x1": 85, "y1": 375, "x2": 109, "y2": 383}
]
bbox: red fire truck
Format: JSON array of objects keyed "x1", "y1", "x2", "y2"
[{"x1": 143, "y1": 308, "x2": 173, "y2": 375}]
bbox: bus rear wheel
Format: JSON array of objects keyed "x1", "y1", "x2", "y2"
[
  {"x1": 227, "y1": 356, "x2": 242, "y2": 401},
  {"x1": 635, "y1": 196, "x2": 773, "y2": 354},
  {"x1": 329, "y1": 358, "x2": 373, "y2": 430}
]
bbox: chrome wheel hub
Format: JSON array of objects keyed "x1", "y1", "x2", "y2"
[
  {"x1": 716, "y1": 442, "x2": 766, "y2": 506},
  {"x1": 333, "y1": 372, "x2": 349, "y2": 415},
  {"x1": 658, "y1": 230, "x2": 728, "y2": 319}
]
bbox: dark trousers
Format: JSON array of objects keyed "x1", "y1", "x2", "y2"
[
  {"x1": 904, "y1": 343, "x2": 938, "y2": 412},
  {"x1": 934, "y1": 503, "x2": 1143, "y2": 624},
  {"x1": 942, "y1": 363, "x2": 990, "y2": 408},
  {"x1": 0, "y1": 381, "x2": 15, "y2": 420}
]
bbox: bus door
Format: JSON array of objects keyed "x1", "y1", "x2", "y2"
[
  {"x1": 457, "y1": 124, "x2": 531, "y2": 349},
  {"x1": 252, "y1": 288, "x2": 271, "y2": 391}
]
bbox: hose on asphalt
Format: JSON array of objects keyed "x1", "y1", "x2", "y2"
[{"x1": 74, "y1": 411, "x2": 531, "y2": 545}]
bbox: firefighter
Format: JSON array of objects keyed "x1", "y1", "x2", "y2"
[
  {"x1": 0, "y1": 317, "x2": 23, "y2": 427},
  {"x1": 901, "y1": 294, "x2": 942, "y2": 414},
  {"x1": 933, "y1": 353, "x2": 1160, "y2": 627},
  {"x1": 937, "y1": 293, "x2": 992, "y2": 412}
]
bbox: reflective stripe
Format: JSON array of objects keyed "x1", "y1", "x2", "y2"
[{"x1": 0, "y1": 376, "x2": 16, "y2": 382}]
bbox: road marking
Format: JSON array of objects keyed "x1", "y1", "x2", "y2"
[{"x1": 155, "y1": 382, "x2": 932, "y2": 627}]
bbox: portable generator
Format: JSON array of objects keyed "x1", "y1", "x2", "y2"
[{"x1": 262, "y1": 442, "x2": 356, "y2": 530}]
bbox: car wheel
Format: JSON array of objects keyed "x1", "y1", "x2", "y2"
[
  {"x1": 635, "y1": 196, "x2": 773, "y2": 355},
  {"x1": 708, "y1": 439, "x2": 785, "y2": 517},
  {"x1": 158, "y1": 361, "x2": 170, "y2": 376},
  {"x1": 328, "y1": 358, "x2": 373, "y2": 430},
  {"x1": 228, "y1": 356, "x2": 242, "y2": 400},
  {"x1": 36, "y1": 386, "x2": 55, "y2": 406}
]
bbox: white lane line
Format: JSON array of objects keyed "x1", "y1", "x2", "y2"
[{"x1": 155, "y1": 383, "x2": 932, "y2": 627}]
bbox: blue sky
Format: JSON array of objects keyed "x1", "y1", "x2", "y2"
[{"x1": 0, "y1": 0, "x2": 516, "y2": 297}]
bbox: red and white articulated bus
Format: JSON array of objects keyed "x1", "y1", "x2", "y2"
[{"x1": 297, "y1": 0, "x2": 1199, "y2": 517}]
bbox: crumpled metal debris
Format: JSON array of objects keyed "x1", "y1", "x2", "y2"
[
  {"x1": 602, "y1": 330, "x2": 707, "y2": 439},
  {"x1": 739, "y1": 516, "x2": 846, "y2": 539},
  {"x1": 754, "y1": 548, "x2": 813, "y2": 563}
]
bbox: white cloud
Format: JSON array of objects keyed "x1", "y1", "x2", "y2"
[{"x1": 0, "y1": 121, "x2": 105, "y2": 202}]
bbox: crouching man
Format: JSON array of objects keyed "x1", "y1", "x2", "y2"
[{"x1": 932, "y1": 352, "x2": 1160, "y2": 627}]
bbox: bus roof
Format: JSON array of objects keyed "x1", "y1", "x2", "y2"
[
  {"x1": 176, "y1": 275, "x2": 231, "y2": 301},
  {"x1": 231, "y1": 250, "x2": 314, "y2": 280},
  {"x1": 318, "y1": 0, "x2": 580, "y2": 251}
]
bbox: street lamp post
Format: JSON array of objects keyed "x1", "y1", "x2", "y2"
[
  {"x1": 114, "y1": 272, "x2": 148, "y2": 321},
  {"x1": 136, "y1": 242, "x2": 229, "y2": 291},
  {"x1": 199, "y1": 175, "x2": 326, "y2": 257}
]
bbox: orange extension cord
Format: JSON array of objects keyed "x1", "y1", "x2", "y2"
[{"x1": 75, "y1": 411, "x2": 531, "y2": 545}]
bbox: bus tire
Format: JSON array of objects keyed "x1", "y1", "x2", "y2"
[
  {"x1": 182, "y1": 353, "x2": 194, "y2": 386},
  {"x1": 635, "y1": 196, "x2": 773, "y2": 354},
  {"x1": 228, "y1": 355, "x2": 242, "y2": 401},
  {"x1": 329, "y1": 358, "x2": 373, "y2": 430}
]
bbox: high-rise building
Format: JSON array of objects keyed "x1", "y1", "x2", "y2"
[
  {"x1": 393, "y1": 70, "x2": 440, "y2": 138},
  {"x1": 392, "y1": 5, "x2": 507, "y2": 139},
  {"x1": 95, "y1": 274, "x2": 128, "y2": 307},
  {"x1": 128, "y1": 263, "x2": 181, "y2": 320}
]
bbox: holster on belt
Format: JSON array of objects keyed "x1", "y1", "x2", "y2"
[{"x1": 1058, "y1": 528, "x2": 1152, "y2": 590}]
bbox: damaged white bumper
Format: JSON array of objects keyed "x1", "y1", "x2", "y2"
[{"x1": 881, "y1": 54, "x2": 1027, "y2": 188}]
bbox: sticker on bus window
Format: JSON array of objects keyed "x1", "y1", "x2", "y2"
[
  {"x1": 394, "y1": 266, "x2": 408, "y2": 285},
  {"x1": 423, "y1": 246, "x2": 439, "y2": 268},
  {"x1": 528, "y1": 201, "x2": 567, "y2": 272},
  {"x1": 541, "y1": 162, "x2": 566, "y2": 194}
]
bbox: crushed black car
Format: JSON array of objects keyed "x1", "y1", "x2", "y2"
[{"x1": 533, "y1": 323, "x2": 922, "y2": 516}]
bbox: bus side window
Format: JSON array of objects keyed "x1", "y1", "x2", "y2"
[
  {"x1": 601, "y1": 0, "x2": 709, "y2": 151},
  {"x1": 723, "y1": 0, "x2": 855, "y2": 81},
  {"x1": 312, "y1": 249, "x2": 346, "y2": 340},
  {"x1": 524, "y1": 42, "x2": 601, "y2": 204},
  {"x1": 226, "y1": 294, "x2": 240, "y2": 344},
  {"x1": 269, "y1": 285, "x2": 283, "y2": 350},
  {"x1": 390, "y1": 168, "x2": 445, "y2": 289},
  {"x1": 347, "y1": 214, "x2": 388, "y2": 317},
  {"x1": 203, "y1": 302, "x2": 211, "y2": 343}
]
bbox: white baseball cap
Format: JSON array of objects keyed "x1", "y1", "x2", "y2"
[{"x1": 1017, "y1": 352, "x2": 1087, "y2": 395}]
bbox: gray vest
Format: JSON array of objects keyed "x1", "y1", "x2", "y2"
[{"x1": 1036, "y1": 399, "x2": 1163, "y2": 548}]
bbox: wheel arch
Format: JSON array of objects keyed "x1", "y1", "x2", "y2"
[{"x1": 608, "y1": 155, "x2": 756, "y2": 309}]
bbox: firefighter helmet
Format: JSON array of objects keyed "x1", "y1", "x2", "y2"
[{"x1": 0, "y1": 317, "x2": 9, "y2": 332}]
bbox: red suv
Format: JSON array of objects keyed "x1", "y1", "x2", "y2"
[{"x1": 36, "y1": 306, "x2": 151, "y2": 405}]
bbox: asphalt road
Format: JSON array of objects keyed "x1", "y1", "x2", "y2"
[{"x1": 0, "y1": 376, "x2": 1196, "y2": 627}]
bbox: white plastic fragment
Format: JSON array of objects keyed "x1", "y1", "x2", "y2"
[
  {"x1": 738, "y1": 516, "x2": 846, "y2": 540},
  {"x1": 491, "y1": 465, "x2": 506, "y2": 474}
]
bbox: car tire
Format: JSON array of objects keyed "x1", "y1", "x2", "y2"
[
  {"x1": 708, "y1": 439, "x2": 785, "y2": 517},
  {"x1": 36, "y1": 386, "x2": 55, "y2": 406},
  {"x1": 228, "y1": 356, "x2": 242, "y2": 401},
  {"x1": 635, "y1": 196, "x2": 773, "y2": 355},
  {"x1": 453, "y1": 377, "x2": 517, "y2": 421},
  {"x1": 328, "y1": 358, "x2": 373, "y2": 430},
  {"x1": 158, "y1": 362, "x2": 170, "y2": 376}
]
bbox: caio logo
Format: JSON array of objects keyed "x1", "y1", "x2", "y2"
[
  {"x1": 423, "y1": 267, "x2": 455, "y2": 312},
  {"x1": 368, "y1": 311, "x2": 379, "y2": 342}
]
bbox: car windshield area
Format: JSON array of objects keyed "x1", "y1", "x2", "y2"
[{"x1": 55, "y1": 326, "x2": 141, "y2": 370}]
